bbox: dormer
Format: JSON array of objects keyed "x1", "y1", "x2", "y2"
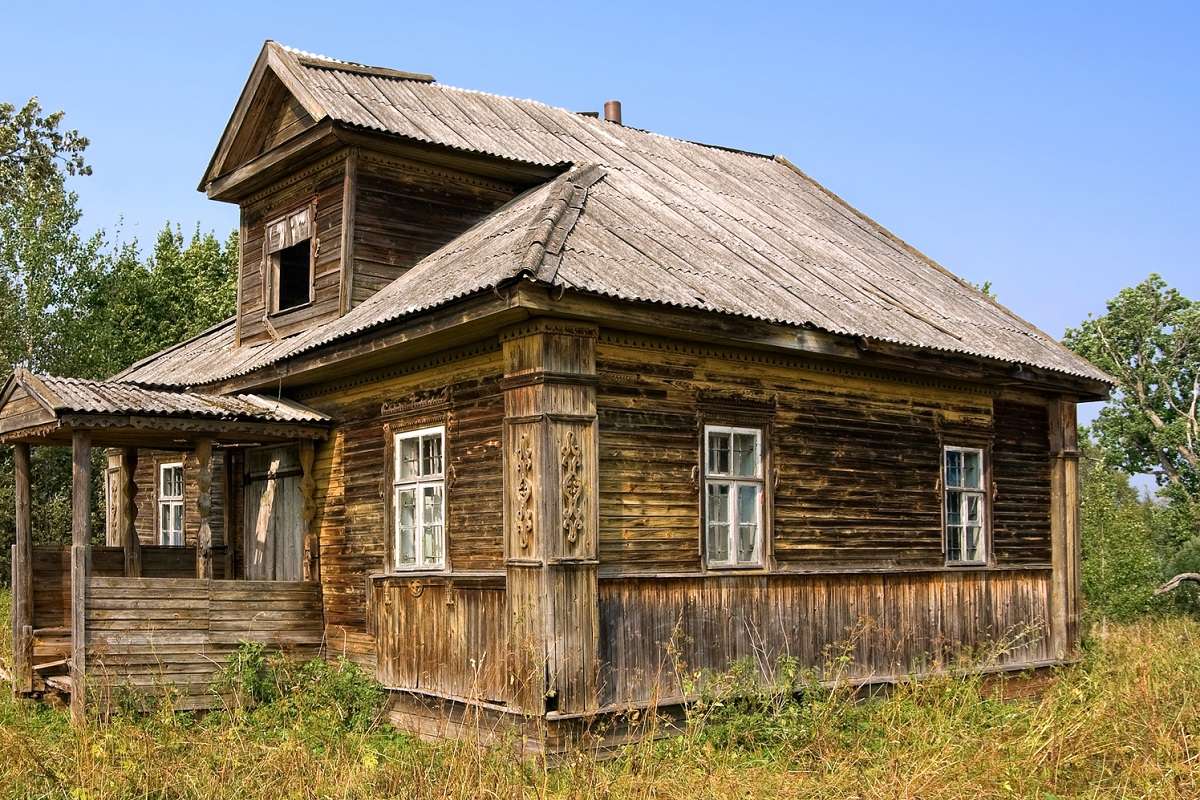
[{"x1": 201, "y1": 42, "x2": 554, "y2": 347}]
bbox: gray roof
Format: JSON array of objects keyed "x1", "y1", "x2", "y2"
[
  {"x1": 121, "y1": 42, "x2": 1110, "y2": 387},
  {"x1": 4, "y1": 369, "x2": 329, "y2": 424}
]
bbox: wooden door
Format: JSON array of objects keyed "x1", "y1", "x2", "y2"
[{"x1": 243, "y1": 445, "x2": 304, "y2": 581}]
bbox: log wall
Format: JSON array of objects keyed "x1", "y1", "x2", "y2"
[
  {"x1": 128, "y1": 449, "x2": 226, "y2": 549},
  {"x1": 296, "y1": 345, "x2": 506, "y2": 666},
  {"x1": 84, "y1": 577, "x2": 323, "y2": 711}
]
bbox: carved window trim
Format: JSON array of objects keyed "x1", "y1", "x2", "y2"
[{"x1": 263, "y1": 199, "x2": 317, "y2": 316}]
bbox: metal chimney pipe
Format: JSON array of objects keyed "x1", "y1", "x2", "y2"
[{"x1": 603, "y1": 100, "x2": 622, "y2": 125}]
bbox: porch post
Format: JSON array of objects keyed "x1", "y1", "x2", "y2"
[
  {"x1": 70, "y1": 430, "x2": 92, "y2": 724},
  {"x1": 120, "y1": 447, "x2": 141, "y2": 577},
  {"x1": 11, "y1": 443, "x2": 33, "y2": 694},
  {"x1": 501, "y1": 320, "x2": 600, "y2": 717},
  {"x1": 194, "y1": 438, "x2": 213, "y2": 579}
]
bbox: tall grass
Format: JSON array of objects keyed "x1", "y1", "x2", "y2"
[{"x1": 2, "y1": 588, "x2": 1198, "y2": 799}]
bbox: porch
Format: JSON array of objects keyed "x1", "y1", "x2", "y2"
[{"x1": 2, "y1": 370, "x2": 331, "y2": 719}]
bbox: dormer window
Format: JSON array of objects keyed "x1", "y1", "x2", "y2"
[{"x1": 265, "y1": 204, "x2": 314, "y2": 313}]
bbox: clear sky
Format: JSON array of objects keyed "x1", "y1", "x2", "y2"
[{"x1": 3, "y1": 1, "x2": 1197, "y2": 423}]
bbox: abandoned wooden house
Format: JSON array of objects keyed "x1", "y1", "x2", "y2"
[{"x1": 4, "y1": 41, "x2": 1110, "y2": 749}]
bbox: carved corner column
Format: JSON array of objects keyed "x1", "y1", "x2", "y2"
[
  {"x1": 194, "y1": 439, "x2": 214, "y2": 579},
  {"x1": 502, "y1": 320, "x2": 600, "y2": 717},
  {"x1": 1048, "y1": 397, "x2": 1081, "y2": 660},
  {"x1": 120, "y1": 448, "x2": 141, "y2": 577}
]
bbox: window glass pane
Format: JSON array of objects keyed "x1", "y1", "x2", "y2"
[
  {"x1": 945, "y1": 491, "x2": 962, "y2": 527},
  {"x1": 707, "y1": 432, "x2": 730, "y2": 475},
  {"x1": 398, "y1": 437, "x2": 420, "y2": 480},
  {"x1": 396, "y1": 488, "x2": 416, "y2": 565},
  {"x1": 965, "y1": 526, "x2": 982, "y2": 562},
  {"x1": 172, "y1": 504, "x2": 183, "y2": 538},
  {"x1": 160, "y1": 505, "x2": 170, "y2": 543},
  {"x1": 945, "y1": 450, "x2": 962, "y2": 488},
  {"x1": 736, "y1": 484, "x2": 759, "y2": 563},
  {"x1": 965, "y1": 493, "x2": 981, "y2": 524},
  {"x1": 732, "y1": 433, "x2": 758, "y2": 477},
  {"x1": 963, "y1": 451, "x2": 982, "y2": 489},
  {"x1": 946, "y1": 526, "x2": 962, "y2": 561},
  {"x1": 422, "y1": 485, "x2": 444, "y2": 565},
  {"x1": 706, "y1": 482, "x2": 730, "y2": 562},
  {"x1": 422, "y1": 434, "x2": 443, "y2": 477}
]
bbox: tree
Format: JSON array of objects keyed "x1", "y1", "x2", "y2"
[
  {"x1": 1078, "y1": 434, "x2": 1164, "y2": 621},
  {"x1": 1063, "y1": 275, "x2": 1200, "y2": 537}
]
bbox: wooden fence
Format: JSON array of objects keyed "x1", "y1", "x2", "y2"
[{"x1": 84, "y1": 577, "x2": 324, "y2": 711}]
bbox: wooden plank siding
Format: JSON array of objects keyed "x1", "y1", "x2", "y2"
[
  {"x1": 84, "y1": 577, "x2": 323, "y2": 711},
  {"x1": 238, "y1": 154, "x2": 347, "y2": 345},
  {"x1": 596, "y1": 569, "x2": 1053, "y2": 708},
  {"x1": 295, "y1": 345, "x2": 506, "y2": 667},
  {"x1": 348, "y1": 152, "x2": 515, "y2": 308}
]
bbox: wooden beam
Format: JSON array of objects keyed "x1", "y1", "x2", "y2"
[
  {"x1": 194, "y1": 439, "x2": 214, "y2": 579},
  {"x1": 120, "y1": 448, "x2": 141, "y2": 577},
  {"x1": 11, "y1": 443, "x2": 32, "y2": 694},
  {"x1": 338, "y1": 147, "x2": 358, "y2": 315}
]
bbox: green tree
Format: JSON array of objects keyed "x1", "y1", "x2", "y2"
[
  {"x1": 1063, "y1": 275, "x2": 1200, "y2": 541},
  {"x1": 1078, "y1": 434, "x2": 1164, "y2": 621}
]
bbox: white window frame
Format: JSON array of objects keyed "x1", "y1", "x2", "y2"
[
  {"x1": 943, "y1": 445, "x2": 988, "y2": 565},
  {"x1": 158, "y1": 462, "x2": 184, "y2": 546},
  {"x1": 702, "y1": 425, "x2": 765, "y2": 568},
  {"x1": 392, "y1": 425, "x2": 447, "y2": 571}
]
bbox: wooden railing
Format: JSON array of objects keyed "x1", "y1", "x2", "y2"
[{"x1": 84, "y1": 577, "x2": 324, "y2": 711}]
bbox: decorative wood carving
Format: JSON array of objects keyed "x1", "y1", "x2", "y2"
[
  {"x1": 514, "y1": 434, "x2": 534, "y2": 550},
  {"x1": 559, "y1": 430, "x2": 585, "y2": 545}
]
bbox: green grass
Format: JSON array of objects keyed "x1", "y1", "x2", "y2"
[{"x1": 2, "y1": 588, "x2": 1199, "y2": 799}]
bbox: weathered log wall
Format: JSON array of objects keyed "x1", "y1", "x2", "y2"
[
  {"x1": 129, "y1": 448, "x2": 226, "y2": 549},
  {"x1": 296, "y1": 345, "x2": 506, "y2": 666},
  {"x1": 85, "y1": 577, "x2": 323, "y2": 711},
  {"x1": 594, "y1": 334, "x2": 1053, "y2": 573}
]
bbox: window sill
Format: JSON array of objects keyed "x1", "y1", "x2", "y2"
[{"x1": 268, "y1": 300, "x2": 314, "y2": 319}]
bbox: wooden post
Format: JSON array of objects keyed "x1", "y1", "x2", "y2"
[
  {"x1": 120, "y1": 447, "x2": 141, "y2": 577},
  {"x1": 298, "y1": 440, "x2": 318, "y2": 582},
  {"x1": 501, "y1": 320, "x2": 600, "y2": 717},
  {"x1": 1048, "y1": 398, "x2": 1081, "y2": 660},
  {"x1": 194, "y1": 438, "x2": 213, "y2": 579},
  {"x1": 70, "y1": 430, "x2": 91, "y2": 724},
  {"x1": 11, "y1": 443, "x2": 33, "y2": 694},
  {"x1": 222, "y1": 448, "x2": 236, "y2": 580}
]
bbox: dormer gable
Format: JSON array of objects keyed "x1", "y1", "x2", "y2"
[{"x1": 202, "y1": 42, "x2": 537, "y2": 348}]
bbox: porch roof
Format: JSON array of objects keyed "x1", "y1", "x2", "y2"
[{"x1": 0, "y1": 369, "x2": 331, "y2": 447}]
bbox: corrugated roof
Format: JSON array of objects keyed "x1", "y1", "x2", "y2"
[
  {"x1": 123, "y1": 42, "x2": 1110, "y2": 387},
  {"x1": 9, "y1": 369, "x2": 329, "y2": 424}
]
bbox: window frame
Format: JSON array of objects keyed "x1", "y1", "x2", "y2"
[
  {"x1": 702, "y1": 424, "x2": 766, "y2": 569},
  {"x1": 942, "y1": 445, "x2": 989, "y2": 566},
  {"x1": 264, "y1": 201, "x2": 316, "y2": 316},
  {"x1": 157, "y1": 461, "x2": 185, "y2": 547},
  {"x1": 390, "y1": 424, "x2": 447, "y2": 572}
]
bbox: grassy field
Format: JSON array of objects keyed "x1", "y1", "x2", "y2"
[{"x1": 2, "y1": 590, "x2": 1199, "y2": 799}]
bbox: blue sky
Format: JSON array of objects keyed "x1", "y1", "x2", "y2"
[{"x1": 4, "y1": 1, "x2": 1197, "y2": 427}]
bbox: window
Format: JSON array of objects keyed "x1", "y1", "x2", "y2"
[
  {"x1": 944, "y1": 446, "x2": 987, "y2": 564},
  {"x1": 392, "y1": 426, "x2": 446, "y2": 570},
  {"x1": 265, "y1": 205, "x2": 313, "y2": 313},
  {"x1": 703, "y1": 425, "x2": 764, "y2": 567},
  {"x1": 158, "y1": 462, "x2": 184, "y2": 546}
]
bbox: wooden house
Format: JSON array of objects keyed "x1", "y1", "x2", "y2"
[{"x1": 3, "y1": 42, "x2": 1110, "y2": 750}]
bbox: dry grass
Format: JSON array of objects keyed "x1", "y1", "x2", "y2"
[{"x1": 2, "y1": 588, "x2": 1199, "y2": 799}]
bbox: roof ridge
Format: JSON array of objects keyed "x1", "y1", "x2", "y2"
[{"x1": 519, "y1": 164, "x2": 606, "y2": 282}]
